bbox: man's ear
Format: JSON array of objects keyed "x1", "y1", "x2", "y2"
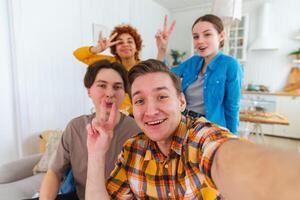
[
  {"x1": 87, "y1": 89, "x2": 91, "y2": 97},
  {"x1": 178, "y1": 92, "x2": 186, "y2": 112}
]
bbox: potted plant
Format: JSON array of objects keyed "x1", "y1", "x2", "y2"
[
  {"x1": 170, "y1": 49, "x2": 186, "y2": 65},
  {"x1": 289, "y1": 48, "x2": 300, "y2": 60}
]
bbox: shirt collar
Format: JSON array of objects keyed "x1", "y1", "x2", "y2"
[
  {"x1": 207, "y1": 51, "x2": 223, "y2": 71},
  {"x1": 169, "y1": 115, "x2": 189, "y2": 156},
  {"x1": 144, "y1": 115, "x2": 190, "y2": 161}
]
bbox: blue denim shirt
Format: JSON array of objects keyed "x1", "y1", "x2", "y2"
[{"x1": 171, "y1": 51, "x2": 243, "y2": 134}]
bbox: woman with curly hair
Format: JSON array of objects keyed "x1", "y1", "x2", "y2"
[
  {"x1": 74, "y1": 22, "x2": 175, "y2": 114},
  {"x1": 74, "y1": 24, "x2": 143, "y2": 70}
]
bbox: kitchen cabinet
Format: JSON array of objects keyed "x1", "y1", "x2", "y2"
[
  {"x1": 239, "y1": 93, "x2": 300, "y2": 139},
  {"x1": 228, "y1": 15, "x2": 249, "y2": 62},
  {"x1": 272, "y1": 96, "x2": 300, "y2": 139}
]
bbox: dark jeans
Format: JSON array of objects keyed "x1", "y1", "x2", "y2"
[{"x1": 23, "y1": 191, "x2": 80, "y2": 200}]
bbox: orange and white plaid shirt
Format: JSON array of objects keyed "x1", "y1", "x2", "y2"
[{"x1": 107, "y1": 116, "x2": 237, "y2": 199}]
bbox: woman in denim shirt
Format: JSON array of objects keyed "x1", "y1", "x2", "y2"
[{"x1": 156, "y1": 14, "x2": 243, "y2": 134}]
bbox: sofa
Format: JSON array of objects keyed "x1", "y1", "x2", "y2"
[
  {"x1": 0, "y1": 153, "x2": 45, "y2": 199},
  {"x1": 0, "y1": 130, "x2": 66, "y2": 199}
]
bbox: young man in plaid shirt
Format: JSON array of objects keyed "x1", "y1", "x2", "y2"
[{"x1": 86, "y1": 59, "x2": 300, "y2": 200}]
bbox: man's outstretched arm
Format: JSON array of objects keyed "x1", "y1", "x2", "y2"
[{"x1": 212, "y1": 140, "x2": 300, "y2": 200}]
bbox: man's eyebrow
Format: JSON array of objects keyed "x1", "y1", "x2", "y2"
[
  {"x1": 95, "y1": 80, "x2": 123, "y2": 85},
  {"x1": 95, "y1": 80, "x2": 107, "y2": 83},
  {"x1": 132, "y1": 86, "x2": 170, "y2": 98},
  {"x1": 132, "y1": 91, "x2": 141, "y2": 98},
  {"x1": 154, "y1": 86, "x2": 169, "y2": 91}
]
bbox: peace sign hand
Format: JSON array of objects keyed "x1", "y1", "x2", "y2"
[
  {"x1": 86, "y1": 100, "x2": 118, "y2": 157},
  {"x1": 156, "y1": 15, "x2": 176, "y2": 60},
  {"x1": 90, "y1": 32, "x2": 120, "y2": 54}
]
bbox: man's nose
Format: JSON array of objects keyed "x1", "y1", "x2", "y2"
[
  {"x1": 105, "y1": 87, "x2": 114, "y2": 97},
  {"x1": 145, "y1": 100, "x2": 159, "y2": 116}
]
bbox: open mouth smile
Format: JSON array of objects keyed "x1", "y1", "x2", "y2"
[
  {"x1": 145, "y1": 118, "x2": 167, "y2": 126},
  {"x1": 198, "y1": 46, "x2": 207, "y2": 51}
]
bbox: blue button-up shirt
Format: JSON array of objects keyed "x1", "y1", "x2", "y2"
[{"x1": 171, "y1": 51, "x2": 243, "y2": 134}]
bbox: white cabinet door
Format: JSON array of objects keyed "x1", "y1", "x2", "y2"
[
  {"x1": 273, "y1": 96, "x2": 300, "y2": 139},
  {"x1": 228, "y1": 15, "x2": 249, "y2": 62}
]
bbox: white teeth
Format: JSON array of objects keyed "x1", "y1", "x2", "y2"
[{"x1": 146, "y1": 119, "x2": 164, "y2": 125}]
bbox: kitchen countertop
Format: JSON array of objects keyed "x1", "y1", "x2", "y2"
[{"x1": 240, "y1": 110, "x2": 289, "y2": 125}]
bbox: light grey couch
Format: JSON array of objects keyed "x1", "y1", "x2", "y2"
[{"x1": 0, "y1": 154, "x2": 45, "y2": 199}]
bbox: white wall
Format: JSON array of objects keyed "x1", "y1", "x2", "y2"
[
  {"x1": 0, "y1": 0, "x2": 19, "y2": 164},
  {"x1": 168, "y1": 4, "x2": 212, "y2": 62},
  {"x1": 10, "y1": 0, "x2": 87, "y2": 159},
  {"x1": 168, "y1": 0, "x2": 300, "y2": 92},
  {"x1": 1, "y1": 0, "x2": 169, "y2": 164}
]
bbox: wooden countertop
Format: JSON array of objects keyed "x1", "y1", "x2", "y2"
[
  {"x1": 240, "y1": 111, "x2": 289, "y2": 125},
  {"x1": 242, "y1": 90, "x2": 300, "y2": 97}
]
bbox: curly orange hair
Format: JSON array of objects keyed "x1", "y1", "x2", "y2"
[{"x1": 110, "y1": 24, "x2": 143, "y2": 62}]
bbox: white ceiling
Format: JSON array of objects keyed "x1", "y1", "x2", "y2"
[
  {"x1": 153, "y1": 0, "x2": 212, "y2": 11},
  {"x1": 153, "y1": 0, "x2": 258, "y2": 12}
]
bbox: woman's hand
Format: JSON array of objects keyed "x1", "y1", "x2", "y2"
[
  {"x1": 156, "y1": 15, "x2": 176, "y2": 61},
  {"x1": 86, "y1": 100, "x2": 117, "y2": 157},
  {"x1": 90, "y1": 32, "x2": 120, "y2": 54}
]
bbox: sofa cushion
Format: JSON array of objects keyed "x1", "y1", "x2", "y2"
[
  {"x1": 33, "y1": 132, "x2": 62, "y2": 174},
  {"x1": 0, "y1": 173, "x2": 44, "y2": 199},
  {"x1": 0, "y1": 154, "x2": 42, "y2": 184},
  {"x1": 38, "y1": 130, "x2": 62, "y2": 153}
]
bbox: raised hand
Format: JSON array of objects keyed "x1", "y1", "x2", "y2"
[
  {"x1": 86, "y1": 100, "x2": 118, "y2": 156},
  {"x1": 156, "y1": 15, "x2": 176, "y2": 60},
  {"x1": 90, "y1": 32, "x2": 120, "y2": 54}
]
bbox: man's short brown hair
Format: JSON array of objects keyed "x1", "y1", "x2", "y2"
[
  {"x1": 84, "y1": 59, "x2": 129, "y2": 93},
  {"x1": 128, "y1": 59, "x2": 182, "y2": 96}
]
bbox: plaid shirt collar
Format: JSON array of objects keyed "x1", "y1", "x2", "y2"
[{"x1": 144, "y1": 115, "x2": 190, "y2": 161}]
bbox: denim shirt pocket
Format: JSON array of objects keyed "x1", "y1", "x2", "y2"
[{"x1": 206, "y1": 76, "x2": 226, "y2": 103}]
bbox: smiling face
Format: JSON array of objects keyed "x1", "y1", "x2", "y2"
[
  {"x1": 131, "y1": 72, "x2": 186, "y2": 143},
  {"x1": 192, "y1": 21, "x2": 224, "y2": 61},
  {"x1": 115, "y1": 33, "x2": 137, "y2": 60},
  {"x1": 88, "y1": 68, "x2": 125, "y2": 112}
]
